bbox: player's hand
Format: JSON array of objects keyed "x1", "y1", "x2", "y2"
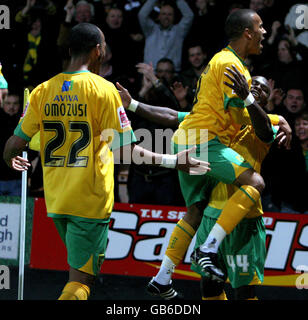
[
  {"x1": 11, "y1": 156, "x2": 31, "y2": 172},
  {"x1": 277, "y1": 116, "x2": 292, "y2": 149},
  {"x1": 116, "y1": 82, "x2": 131, "y2": 109},
  {"x1": 224, "y1": 65, "x2": 250, "y2": 100},
  {"x1": 175, "y1": 146, "x2": 211, "y2": 175}
]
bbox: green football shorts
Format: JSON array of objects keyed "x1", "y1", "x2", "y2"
[
  {"x1": 192, "y1": 215, "x2": 266, "y2": 288},
  {"x1": 172, "y1": 136, "x2": 252, "y2": 207},
  {"x1": 53, "y1": 217, "x2": 109, "y2": 276}
]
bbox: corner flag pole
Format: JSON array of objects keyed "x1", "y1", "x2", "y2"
[{"x1": 18, "y1": 88, "x2": 29, "y2": 300}]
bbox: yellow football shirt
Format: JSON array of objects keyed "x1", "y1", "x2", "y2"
[
  {"x1": 173, "y1": 46, "x2": 252, "y2": 146},
  {"x1": 14, "y1": 71, "x2": 136, "y2": 221},
  {"x1": 206, "y1": 123, "x2": 279, "y2": 219}
]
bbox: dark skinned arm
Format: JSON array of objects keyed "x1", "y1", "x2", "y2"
[
  {"x1": 116, "y1": 82, "x2": 179, "y2": 128},
  {"x1": 224, "y1": 65, "x2": 274, "y2": 143}
]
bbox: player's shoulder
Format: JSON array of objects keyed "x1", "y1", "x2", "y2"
[
  {"x1": 87, "y1": 72, "x2": 113, "y2": 85},
  {"x1": 87, "y1": 72, "x2": 117, "y2": 92},
  {"x1": 212, "y1": 47, "x2": 245, "y2": 70}
]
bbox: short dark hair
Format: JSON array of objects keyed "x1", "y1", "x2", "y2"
[
  {"x1": 68, "y1": 23, "x2": 102, "y2": 56},
  {"x1": 225, "y1": 9, "x2": 255, "y2": 41},
  {"x1": 157, "y1": 57, "x2": 174, "y2": 68}
]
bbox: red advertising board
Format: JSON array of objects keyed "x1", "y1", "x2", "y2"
[{"x1": 30, "y1": 198, "x2": 308, "y2": 287}]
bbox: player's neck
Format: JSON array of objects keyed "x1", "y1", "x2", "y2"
[
  {"x1": 65, "y1": 57, "x2": 90, "y2": 73},
  {"x1": 228, "y1": 41, "x2": 248, "y2": 60}
]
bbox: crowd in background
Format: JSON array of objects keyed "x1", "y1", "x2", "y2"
[{"x1": 0, "y1": 0, "x2": 307, "y2": 214}]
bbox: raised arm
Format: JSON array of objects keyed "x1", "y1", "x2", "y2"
[
  {"x1": 138, "y1": 0, "x2": 156, "y2": 35},
  {"x1": 176, "y1": 0, "x2": 194, "y2": 35},
  {"x1": 116, "y1": 82, "x2": 179, "y2": 128}
]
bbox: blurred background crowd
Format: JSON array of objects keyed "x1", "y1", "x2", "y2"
[{"x1": 0, "y1": 0, "x2": 307, "y2": 214}]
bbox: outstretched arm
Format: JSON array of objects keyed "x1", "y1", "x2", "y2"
[
  {"x1": 117, "y1": 143, "x2": 210, "y2": 176},
  {"x1": 116, "y1": 82, "x2": 179, "y2": 128}
]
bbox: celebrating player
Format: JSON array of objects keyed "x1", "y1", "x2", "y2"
[
  {"x1": 117, "y1": 73, "x2": 291, "y2": 299},
  {"x1": 3, "y1": 23, "x2": 209, "y2": 300},
  {"x1": 170, "y1": 8, "x2": 291, "y2": 282}
]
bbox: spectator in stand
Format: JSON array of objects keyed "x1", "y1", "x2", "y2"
[
  {"x1": 249, "y1": 0, "x2": 264, "y2": 13},
  {"x1": 126, "y1": 59, "x2": 185, "y2": 206},
  {"x1": 275, "y1": 87, "x2": 306, "y2": 130},
  {"x1": 0, "y1": 92, "x2": 22, "y2": 196},
  {"x1": 138, "y1": 0, "x2": 194, "y2": 72},
  {"x1": 136, "y1": 59, "x2": 183, "y2": 110},
  {"x1": 263, "y1": 79, "x2": 285, "y2": 113},
  {"x1": 57, "y1": 0, "x2": 95, "y2": 69},
  {"x1": 15, "y1": 0, "x2": 60, "y2": 89},
  {"x1": 294, "y1": 111, "x2": 308, "y2": 175},
  {"x1": 257, "y1": 20, "x2": 308, "y2": 91},
  {"x1": 180, "y1": 43, "x2": 208, "y2": 110},
  {"x1": 101, "y1": 6, "x2": 140, "y2": 78},
  {"x1": 184, "y1": 0, "x2": 224, "y2": 59},
  {"x1": 93, "y1": 0, "x2": 115, "y2": 25},
  {"x1": 122, "y1": 0, "x2": 144, "y2": 46},
  {"x1": 261, "y1": 88, "x2": 308, "y2": 213},
  {"x1": 256, "y1": 0, "x2": 291, "y2": 33}
]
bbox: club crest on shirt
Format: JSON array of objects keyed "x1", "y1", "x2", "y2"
[
  {"x1": 61, "y1": 80, "x2": 74, "y2": 92},
  {"x1": 117, "y1": 106, "x2": 130, "y2": 129}
]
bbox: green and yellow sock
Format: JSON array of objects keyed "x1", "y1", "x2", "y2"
[
  {"x1": 217, "y1": 185, "x2": 260, "y2": 234},
  {"x1": 166, "y1": 218, "x2": 196, "y2": 266}
]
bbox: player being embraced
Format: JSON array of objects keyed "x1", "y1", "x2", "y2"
[
  {"x1": 3, "y1": 23, "x2": 209, "y2": 300},
  {"x1": 116, "y1": 73, "x2": 291, "y2": 300},
  {"x1": 168, "y1": 8, "x2": 291, "y2": 282}
]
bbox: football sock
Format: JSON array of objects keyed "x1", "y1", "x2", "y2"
[
  {"x1": 154, "y1": 256, "x2": 175, "y2": 285},
  {"x1": 154, "y1": 219, "x2": 195, "y2": 285},
  {"x1": 200, "y1": 185, "x2": 259, "y2": 254},
  {"x1": 217, "y1": 185, "x2": 260, "y2": 234},
  {"x1": 58, "y1": 281, "x2": 90, "y2": 300},
  {"x1": 200, "y1": 223, "x2": 226, "y2": 253}
]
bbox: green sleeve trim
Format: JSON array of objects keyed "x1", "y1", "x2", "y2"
[
  {"x1": 0, "y1": 75, "x2": 8, "y2": 89},
  {"x1": 177, "y1": 112, "x2": 189, "y2": 124},
  {"x1": 111, "y1": 129, "x2": 137, "y2": 151},
  {"x1": 226, "y1": 46, "x2": 247, "y2": 67},
  {"x1": 223, "y1": 93, "x2": 245, "y2": 110},
  {"x1": 239, "y1": 186, "x2": 256, "y2": 205},
  {"x1": 48, "y1": 213, "x2": 110, "y2": 223},
  {"x1": 14, "y1": 121, "x2": 32, "y2": 142},
  {"x1": 266, "y1": 124, "x2": 278, "y2": 145}
]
